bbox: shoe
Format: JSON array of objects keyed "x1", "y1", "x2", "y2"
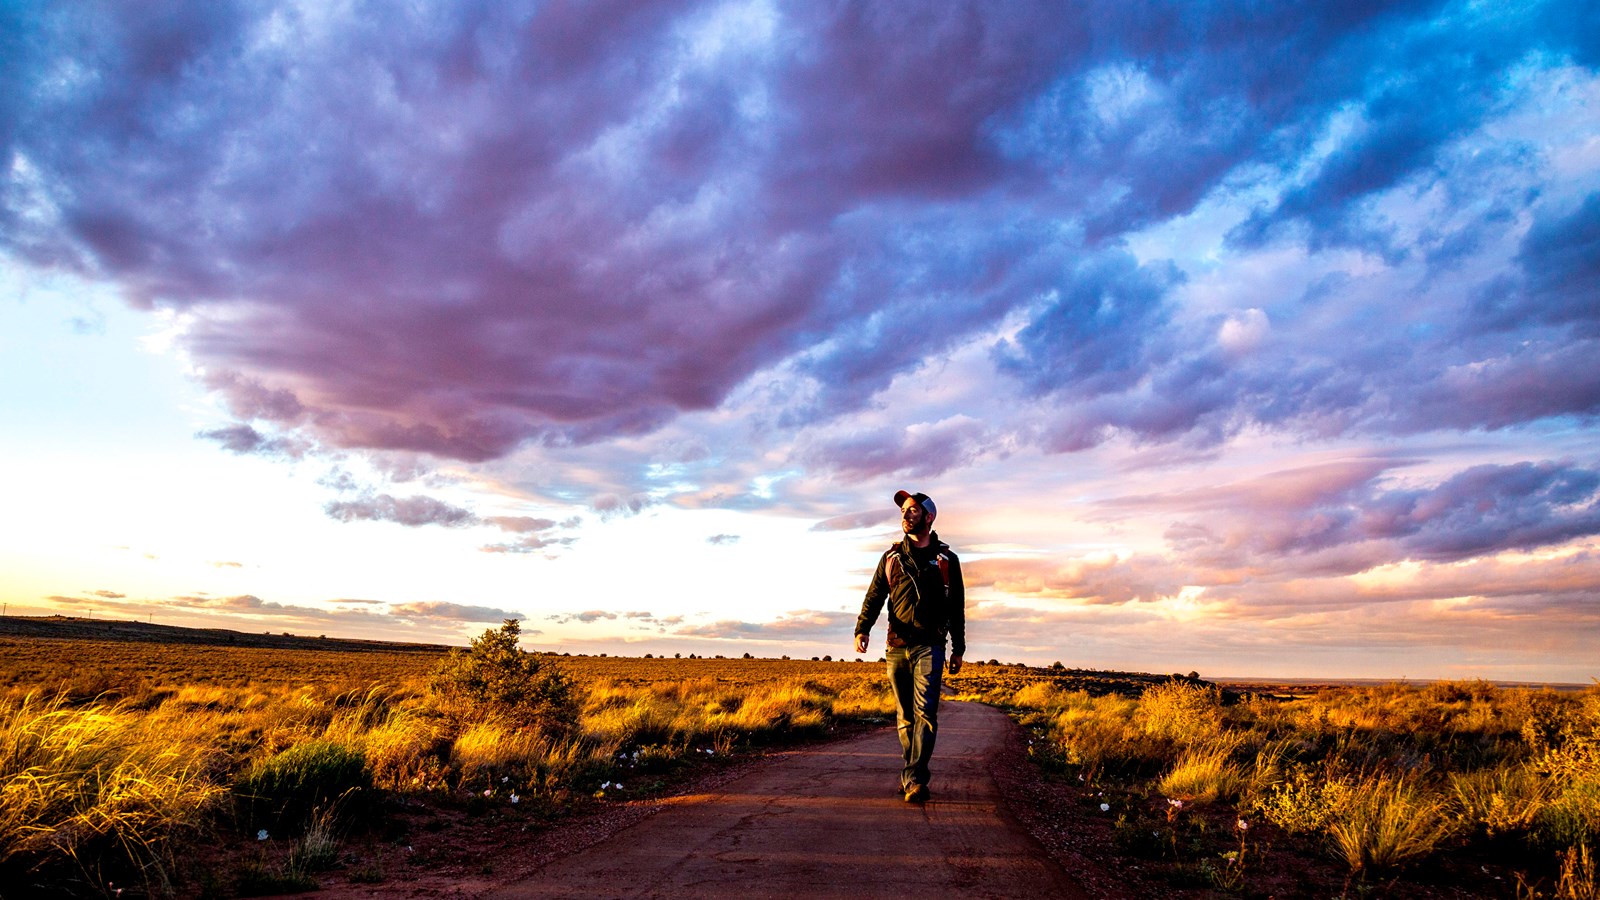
[{"x1": 904, "y1": 784, "x2": 929, "y2": 803}]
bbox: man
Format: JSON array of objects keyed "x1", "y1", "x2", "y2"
[{"x1": 854, "y1": 490, "x2": 965, "y2": 804}]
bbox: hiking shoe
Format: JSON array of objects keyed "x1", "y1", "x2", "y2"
[{"x1": 904, "y1": 784, "x2": 929, "y2": 803}]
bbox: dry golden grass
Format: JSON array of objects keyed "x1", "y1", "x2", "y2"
[
  {"x1": 960, "y1": 666, "x2": 1599, "y2": 889},
  {"x1": 0, "y1": 631, "x2": 896, "y2": 893}
]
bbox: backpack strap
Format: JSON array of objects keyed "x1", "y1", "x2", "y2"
[{"x1": 887, "y1": 545, "x2": 950, "y2": 588}]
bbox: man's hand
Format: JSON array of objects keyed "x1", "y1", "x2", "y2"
[
  {"x1": 854, "y1": 633, "x2": 869, "y2": 654},
  {"x1": 948, "y1": 654, "x2": 963, "y2": 675}
]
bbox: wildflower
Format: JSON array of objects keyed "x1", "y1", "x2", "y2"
[
  {"x1": 1100, "y1": 803, "x2": 1111, "y2": 812},
  {"x1": 257, "y1": 830, "x2": 269, "y2": 841},
  {"x1": 502, "y1": 776, "x2": 510, "y2": 783},
  {"x1": 1236, "y1": 818, "x2": 1249, "y2": 831},
  {"x1": 1168, "y1": 798, "x2": 1184, "y2": 809},
  {"x1": 483, "y1": 789, "x2": 492, "y2": 797},
  {"x1": 510, "y1": 794, "x2": 520, "y2": 804},
  {"x1": 615, "y1": 782, "x2": 623, "y2": 789}
]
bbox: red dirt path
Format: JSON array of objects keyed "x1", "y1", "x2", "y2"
[{"x1": 310, "y1": 701, "x2": 1092, "y2": 899}]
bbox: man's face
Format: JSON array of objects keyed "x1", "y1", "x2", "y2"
[{"x1": 900, "y1": 499, "x2": 928, "y2": 535}]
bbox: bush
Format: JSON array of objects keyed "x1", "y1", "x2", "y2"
[
  {"x1": 429, "y1": 620, "x2": 578, "y2": 735},
  {"x1": 1253, "y1": 765, "x2": 1351, "y2": 834},
  {"x1": 235, "y1": 740, "x2": 370, "y2": 834},
  {"x1": 1137, "y1": 680, "x2": 1222, "y2": 744}
]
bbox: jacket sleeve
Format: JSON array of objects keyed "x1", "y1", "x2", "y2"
[
  {"x1": 947, "y1": 553, "x2": 965, "y2": 658},
  {"x1": 855, "y1": 552, "x2": 891, "y2": 637}
]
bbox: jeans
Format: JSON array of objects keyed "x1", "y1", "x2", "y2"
[{"x1": 886, "y1": 643, "x2": 944, "y2": 790}]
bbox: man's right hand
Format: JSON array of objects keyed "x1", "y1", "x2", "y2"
[{"x1": 854, "y1": 633, "x2": 869, "y2": 654}]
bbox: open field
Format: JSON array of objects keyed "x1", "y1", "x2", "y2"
[
  {"x1": 0, "y1": 618, "x2": 897, "y2": 898},
  {"x1": 1, "y1": 616, "x2": 1595, "y2": 898}
]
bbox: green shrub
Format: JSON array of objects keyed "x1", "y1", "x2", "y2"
[
  {"x1": 429, "y1": 620, "x2": 578, "y2": 734},
  {"x1": 235, "y1": 740, "x2": 370, "y2": 833},
  {"x1": 1535, "y1": 780, "x2": 1600, "y2": 851},
  {"x1": 1252, "y1": 765, "x2": 1352, "y2": 834}
]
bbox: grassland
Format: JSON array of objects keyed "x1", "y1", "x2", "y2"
[
  {"x1": 3, "y1": 616, "x2": 1595, "y2": 899},
  {"x1": 950, "y1": 666, "x2": 1600, "y2": 898},
  {"x1": 0, "y1": 618, "x2": 893, "y2": 898}
]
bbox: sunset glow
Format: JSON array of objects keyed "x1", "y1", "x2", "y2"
[{"x1": 2, "y1": 1, "x2": 1597, "y2": 682}]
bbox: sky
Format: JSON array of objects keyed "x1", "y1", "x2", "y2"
[{"x1": 2, "y1": 0, "x2": 1598, "y2": 683}]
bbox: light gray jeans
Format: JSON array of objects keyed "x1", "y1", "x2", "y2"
[{"x1": 886, "y1": 642, "x2": 944, "y2": 790}]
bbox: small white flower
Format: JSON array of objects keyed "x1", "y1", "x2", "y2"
[
  {"x1": 1100, "y1": 803, "x2": 1110, "y2": 812},
  {"x1": 1236, "y1": 818, "x2": 1249, "y2": 831},
  {"x1": 615, "y1": 782, "x2": 623, "y2": 789},
  {"x1": 502, "y1": 776, "x2": 510, "y2": 783},
  {"x1": 256, "y1": 830, "x2": 269, "y2": 841},
  {"x1": 1168, "y1": 798, "x2": 1184, "y2": 809},
  {"x1": 510, "y1": 794, "x2": 520, "y2": 804},
  {"x1": 484, "y1": 789, "x2": 492, "y2": 796}
]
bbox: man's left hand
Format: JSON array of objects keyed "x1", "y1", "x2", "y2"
[{"x1": 948, "y1": 654, "x2": 962, "y2": 675}]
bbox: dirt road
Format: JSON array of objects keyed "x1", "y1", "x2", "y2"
[{"x1": 484, "y1": 700, "x2": 1087, "y2": 899}]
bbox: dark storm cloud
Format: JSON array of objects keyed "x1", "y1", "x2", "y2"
[{"x1": 6, "y1": 0, "x2": 1592, "y2": 470}]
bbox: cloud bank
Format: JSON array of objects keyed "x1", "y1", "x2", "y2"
[
  {"x1": 7, "y1": 0, "x2": 1598, "y2": 677},
  {"x1": 6, "y1": 0, "x2": 1595, "y2": 470}
]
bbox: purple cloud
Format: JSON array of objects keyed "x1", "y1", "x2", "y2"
[
  {"x1": 6, "y1": 0, "x2": 1589, "y2": 473},
  {"x1": 324, "y1": 494, "x2": 476, "y2": 528},
  {"x1": 1154, "y1": 460, "x2": 1600, "y2": 576},
  {"x1": 196, "y1": 424, "x2": 304, "y2": 458},
  {"x1": 388, "y1": 602, "x2": 524, "y2": 624},
  {"x1": 546, "y1": 610, "x2": 619, "y2": 624}
]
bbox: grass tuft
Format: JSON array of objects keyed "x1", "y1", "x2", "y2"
[{"x1": 1326, "y1": 773, "x2": 1455, "y2": 872}]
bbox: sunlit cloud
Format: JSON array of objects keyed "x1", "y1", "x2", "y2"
[{"x1": 3, "y1": 0, "x2": 1597, "y2": 680}]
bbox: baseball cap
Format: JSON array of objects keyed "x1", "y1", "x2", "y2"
[{"x1": 893, "y1": 490, "x2": 936, "y2": 520}]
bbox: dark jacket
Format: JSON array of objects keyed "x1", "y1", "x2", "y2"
[{"x1": 855, "y1": 532, "x2": 965, "y2": 657}]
